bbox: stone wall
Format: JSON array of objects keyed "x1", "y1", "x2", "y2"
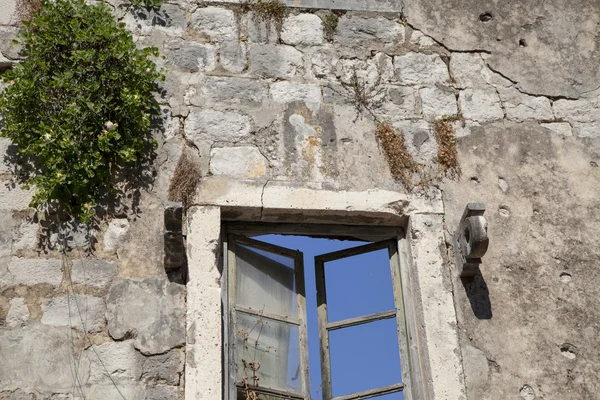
[{"x1": 1, "y1": 0, "x2": 600, "y2": 399}]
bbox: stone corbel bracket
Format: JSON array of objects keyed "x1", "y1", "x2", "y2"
[{"x1": 454, "y1": 202, "x2": 489, "y2": 277}]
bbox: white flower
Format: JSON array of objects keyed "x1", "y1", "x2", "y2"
[{"x1": 104, "y1": 121, "x2": 116, "y2": 131}]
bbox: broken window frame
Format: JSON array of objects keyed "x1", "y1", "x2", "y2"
[{"x1": 223, "y1": 223, "x2": 418, "y2": 400}]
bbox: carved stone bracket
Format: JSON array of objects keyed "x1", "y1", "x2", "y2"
[{"x1": 454, "y1": 202, "x2": 489, "y2": 277}]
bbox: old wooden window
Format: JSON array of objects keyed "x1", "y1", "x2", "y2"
[
  {"x1": 225, "y1": 226, "x2": 411, "y2": 400},
  {"x1": 315, "y1": 240, "x2": 409, "y2": 399},
  {"x1": 226, "y1": 235, "x2": 310, "y2": 399}
]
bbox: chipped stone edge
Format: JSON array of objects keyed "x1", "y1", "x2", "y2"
[{"x1": 185, "y1": 177, "x2": 465, "y2": 400}]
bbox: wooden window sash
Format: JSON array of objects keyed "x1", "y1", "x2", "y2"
[
  {"x1": 227, "y1": 234, "x2": 311, "y2": 399},
  {"x1": 314, "y1": 239, "x2": 412, "y2": 400}
]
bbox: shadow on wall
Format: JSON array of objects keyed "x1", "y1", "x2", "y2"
[{"x1": 461, "y1": 269, "x2": 492, "y2": 319}]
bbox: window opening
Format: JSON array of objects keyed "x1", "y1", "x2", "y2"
[{"x1": 226, "y1": 231, "x2": 410, "y2": 400}]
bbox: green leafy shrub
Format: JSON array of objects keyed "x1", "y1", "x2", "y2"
[{"x1": 0, "y1": 0, "x2": 164, "y2": 222}]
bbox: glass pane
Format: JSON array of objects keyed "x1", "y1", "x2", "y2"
[
  {"x1": 329, "y1": 318, "x2": 402, "y2": 397},
  {"x1": 235, "y1": 312, "x2": 302, "y2": 394},
  {"x1": 324, "y1": 248, "x2": 395, "y2": 322},
  {"x1": 236, "y1": 243, "x2": 297, "y2": 317}
]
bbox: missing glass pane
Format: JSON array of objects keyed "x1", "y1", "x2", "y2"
[
  {"x1": 324, "y1": 248, "x2": 395, "y2": 322},
  {"x1": 329, "y1": 318, "x2": 402, "y2": 397}
]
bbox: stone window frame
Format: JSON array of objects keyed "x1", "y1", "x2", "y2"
[{"x1": 184, "y1": 178, "x2": 466, "y2": 400}]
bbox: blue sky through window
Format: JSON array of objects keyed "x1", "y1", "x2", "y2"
[{"x1": 253, "y1": 234, "x2": 404, "y2": 400}]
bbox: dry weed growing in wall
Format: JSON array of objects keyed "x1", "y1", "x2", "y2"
[
  {"x1": 434, "y1": 118, "x2": 460, "y2": 176},
  {"x1": 376, "y1": 122, "x2": 421, "y2": 188},
  {"x1": 168, "y1": 151, "x2": 200, "y2": 204},
  {"x1": 16, "y1": 0, "x2": 41, "y2": 22}
]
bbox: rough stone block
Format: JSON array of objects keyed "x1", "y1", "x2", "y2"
[
  {"x1": 191, "y1": 6, "x2": 237, "y2": 41},
  {"x1": 103, "y1": 218, "x2": 130, "y2": 252},
  {"x1": 0, "y1": 137, "x2": 14, "y2": 174},
  {"x1": 311, "y1": 49, "x2": 333, "y2": 78},
  {"x1": 83, "y1": 383, "x2": 144, "y2": 400},
  {"x1": 540, "y1": 122, "x2": 573, "y2": 136},
  {"x1": 6, "y1": 297, "x2": 29, "y2": 327},
  {"x1": 0, "y1": 324, "x2": 89, "y2": 392},
  {"x1": 0, "y1": 212, "x2": 14, "y2": 259},
  {"x1": 0, "y1": 389, "x2": 36, "y2": 399},
  {"x1": 0, "y1": 258, "x2": 62, "y2": 287},
  {"x1": 410, "y1": 30, "x2": 436, "y2": 48},
  {"x1": 201, "y1": 76, "x2": 268, "y2": 106},
  {"x1": 125, "y1": 4, "x2": 187, "y2": 36},
  {"x1": 167, "y1": 40, "x2": 215, "y2": 72},
  {"x1": 335, "y1": 53, "x2": 393, "y2": 86},
  {"x1": 184, "y1": 109, "x2": 251, "y2": 144},
  {"x1": 0, "y1": 0, "x2": 17, "y2": 26},
  {"x1": 498, "y1": 86, "x2": 553, "y2": 122},
  {"x1": 12, "y1": 220, "x2": 38, "y2": 251},
  {"x1": 392, "y1": 119, "x2": 436, "y2": 162},
  {"x1": 577, "y1": 122, "x2": 600, "y2": 138},
  {"x1": 0, "y1": 53, "x2": 13, "y2": 71},
  {"x1": 0, "y1": 26, "x2": 20, "y2": 61},
  {"x1": 281, "y1": 14, "x2": 323, "y2": 46},
  {"x1": 394, "y1": 52, "x2": 450, "y2": 85},
  {"x1": 220, "y1": 40, "x2": 247, "y2": 73},
  {"x1": 106, "y1": 278, "x2": 186, "y2": 355},
  {"x1": 335, "y1": 58, "x2": 380, "y2": 85},
  {"x1": 336, "y1": 15, "x2": 404, "y2": 47},
  {"x1": 210, "y1": 146, "x2": 269, "y2": 180},
  {"x1": 379, "y1": 85, "x2": 417, "y2": 118},
  {"x1": 322, "y1": 83, "x2": 352, "y2": 105},
  {"x1": 71, "y1": 259, "x2": 118, "y2": 290},
  {"x1": 142, "y1": 349, "x2": 184, "y2": 385},
  {"x1": 462, "y1": 344, "x2": 490, "y2": 396},
  {"x1": 41, "y1": 294, "x2": 106, "y2": 332},
  {"x1": 269, "y1": 81, "x2": 322, "y2": 110},
  {"x1": 247, "y1": 12, "x2": 278, "y2": 44},
  {"x1": 0, "y1": 185, "x2": 34, "y2": 211},
  {"x1": 553, "y1": 96, "x2": 600, "y2": 124},
  {"x1": 144, "y1": 386, "x2": 179, "y2": 400},
  {"x1": 248, "y1": 44, "x2": 303, "y2": 79},
  {"x1": 88, "y1": 340, "x2": 143, "y2": 383},
  {"x1": 459, "y1": 88, "x2": 504, "y2": 123},
  {"x1": 372, "y1": 52, "x2": 395, "y2": 83},
  {"x1": 449, "y1": 53, "x2": 494, "y2": 90},
  {"x1": 48, "y1": 221, "x2": 92, "y2": 249},
  {"x1": 420, "y1": 86, "x2": 458, "y2": 119}
]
